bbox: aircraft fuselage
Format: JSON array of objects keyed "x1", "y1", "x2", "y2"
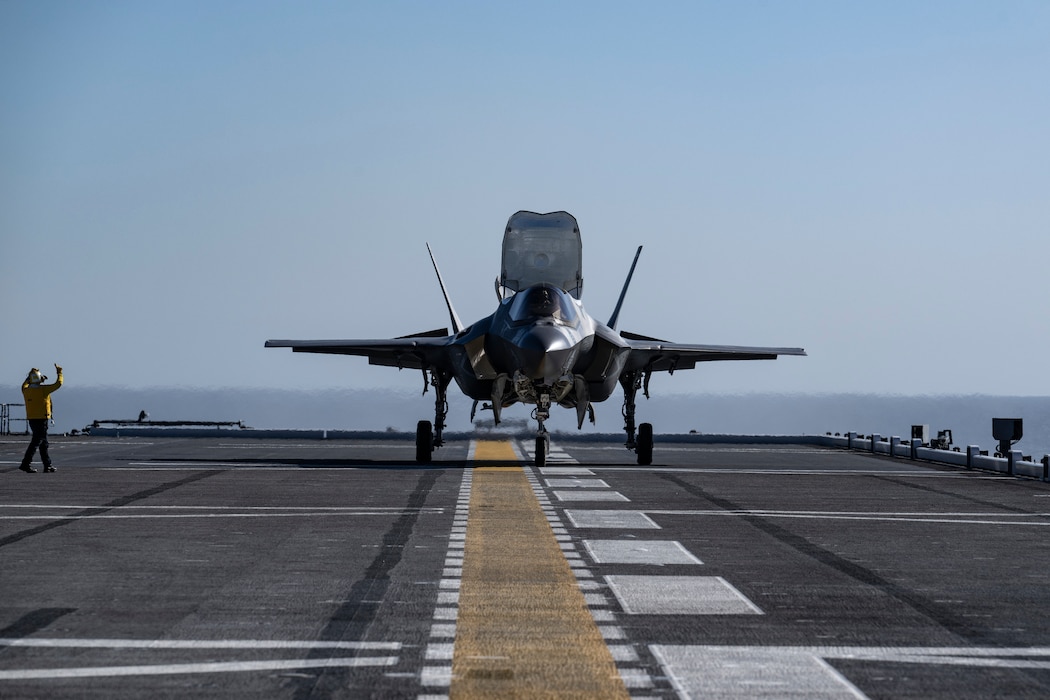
[{"x1": 446, "y1": 283, "x2": 628, "y2": 415}]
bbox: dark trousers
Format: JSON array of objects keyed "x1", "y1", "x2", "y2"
[{"x1": 21, "y1": 419, "x2": 51, "y2": 468}]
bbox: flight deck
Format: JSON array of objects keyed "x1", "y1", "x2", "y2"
[{"x1": 2, "y1": 435, "x2": 1050, "y2": 698}]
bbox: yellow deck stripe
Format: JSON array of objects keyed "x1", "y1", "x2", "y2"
[{"x1": 451, "y1": 440, "x2": 629, "y2": 698}]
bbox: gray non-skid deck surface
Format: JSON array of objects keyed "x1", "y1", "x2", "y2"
[{"x1": 2, "y1": 435, "x2": 1049, "y2": 698}]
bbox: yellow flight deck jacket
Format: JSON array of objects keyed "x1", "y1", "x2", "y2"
[{"x1": 22, "y1": 371, "x2": 63, "y2": 420}]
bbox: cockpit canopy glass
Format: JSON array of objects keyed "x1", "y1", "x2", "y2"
[
  {"x1": 507, "y1": 284, "x2": 579, "y2": 325},
  {"x1": 501, "y1": 211, "x2": 583, "y2": 299}
]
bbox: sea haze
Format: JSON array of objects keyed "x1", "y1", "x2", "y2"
[{"x1": 3, "y1": 387, "x2": 1049, "y2": 460}]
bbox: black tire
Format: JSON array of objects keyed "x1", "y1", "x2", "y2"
[
  {"x1": 637, "y1": 422, "x2": 653, "y2": 465},
  {"x1": 535, "y1": 435, "x2": 547, "y2": 468},
  {"x1": 416, "y1": 420, "x2": 433, "y2": 464}
]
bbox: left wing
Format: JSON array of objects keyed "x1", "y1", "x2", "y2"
[
  {"x1": 265, "y1": 329, "x2": 454, "y2": 371},
  {"x1": 621, "y1": 332, "x2": 806, "y2": 373}
]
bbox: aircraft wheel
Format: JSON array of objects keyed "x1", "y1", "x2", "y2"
[
  {"x1": 535, "y1": 435, "x2": 547, "y2": 468},
  {"x1": 416, "y1": 420, "x2": 433, "y2": 464},
  {"x1": 637, "y1": 422, "x2": 653, "y2": 465}
]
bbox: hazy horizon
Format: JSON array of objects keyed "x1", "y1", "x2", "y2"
[{"x1": 5, "y1": 386, "x2": 1049, "y2": 459}]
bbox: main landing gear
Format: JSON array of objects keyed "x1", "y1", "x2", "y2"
[
  {"x1": 620, "y1": 369, "x2": 654, "y2": 466},
  {"x1": 415, "y1": 368, "x2": 656, "y2": 467},
  {"x1": 416, "y1": 368, "x2": 452, "y2": 464},
  {"x1": 416, "y1": 419, "x2": 433, "y2": 464},
  {"x1": 636, "y1": 422, "x2": 653, "y2": 466}
]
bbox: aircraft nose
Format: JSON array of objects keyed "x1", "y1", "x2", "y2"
[
  {"x1": 518, "y1": 324, "x2": 574, "y2": 354},
  {"x1": 515, "y1": 325, "x2": 578, "y2": 383}
]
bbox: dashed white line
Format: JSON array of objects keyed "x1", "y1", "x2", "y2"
[
  {"x1": 418, "y1": 458, "x2": 473, "y2": 699},
  {"x1": 523, "y1": 464, "x2": 657, "y2": 692}
]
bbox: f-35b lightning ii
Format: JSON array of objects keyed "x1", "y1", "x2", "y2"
[{"x1": 266, "y1": 211, "x2": 805, "y2": 466}]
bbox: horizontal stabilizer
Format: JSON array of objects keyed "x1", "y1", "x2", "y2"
[
  {"x1": 398, "y1": 328, "x2": 449, "y2": 339},
  {"x1": 620, "y1": 330, "x2": 668, "y2": 343}
]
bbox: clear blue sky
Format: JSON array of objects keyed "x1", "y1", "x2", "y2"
[{"x1": 3, "y1": 1, "x2": 1048, "y2": 395}]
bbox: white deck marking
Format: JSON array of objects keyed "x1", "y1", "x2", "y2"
[
  {"x1": 653, "y1": 447, "x2": 839, "y2": 454},
  {"x1": 539, "y1": 467, "x2": 595, "y2": 476},
  {"x1": 564, "y1": 510, "x2": 660, "y2": 529},
  {"x1": 0, "y1": 638, "x2": 399, "y2": 649},
  {"x1": 0, "y1": 505, "x2": 442, "y2": 511},
  {"x1": 617, "y1": 667, "x2": 656, "y2": 688},
  {"x1": 590, "y1": 467, "x2": 956, "y2": 476},
  {"x1": 553, "y1": 490, "x2": 630, "y2": 502},
  {"x1": 583, "y1": 540, "x2": 703, "y2": 565},
  {"x1": 419, "y1": 461, "x2": 473, "y2": 695},
  {"x1": 216, "y1": 443, "x2": 409, "y2": 449},
  {"x1": 523, "y1": 464, "x2": 657, "y2": 692},
  {"x1": 519, "y1": 439, "x2": 579, "y2": 464},
  {"x1": 543, "y1": 478, "x2": 610, "y2": 488},
  {"x1": 639, "y1": 509, "x2": 1050, "y2": 527},
  {"x1": 126, "y1": 462, "x2": 292, "y2": 467},
  {"x1": 810, "y1": 645, "x2": 1050, "y2": 665},
  {"x1": 0, "y1": 440, "x2": 155, "y2": 446},
  {"x1": 0, "y1": 657, "x2": 398, "y2": 680},
  {"x1": 652, "y1": 645, "x2": 867, "y2": 700},
  {"x1": 0, "y1": 510, "x2": 442, "y2": 521},
  {"x1": 606, "y1": 576, "x2": 763, "y2": 615},
  {"x1": 651, "y1": 645, "x2": 1050, "y2": 699}
]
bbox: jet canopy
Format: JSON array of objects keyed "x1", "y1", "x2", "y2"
[
  {"x1": 507, "y1": 284, "x2": 579, "y2": 325},
  {"x1": 501, "y1": 211, "x2": 583, "y2": 299}
]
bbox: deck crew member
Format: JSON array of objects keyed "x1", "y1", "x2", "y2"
[{"x1": 20, "y1": 364, "x2": 63, "y2": 473}]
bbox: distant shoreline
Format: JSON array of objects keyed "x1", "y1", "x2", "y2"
[{"x1": 3, "y1": 387, "x2": 1048, "y2": 459}]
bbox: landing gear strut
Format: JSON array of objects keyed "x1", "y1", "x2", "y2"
[
  {"x1": 533, "y1": 392, "x2": 551, "y2": 468},
  {"x1": 620, "y1": 370, "x2": 654, "y2": 465},
  {"x1": 416, "y1": 368, "x2": 452, "y2": 464}
]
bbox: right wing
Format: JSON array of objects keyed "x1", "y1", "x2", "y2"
[
  {"x1": 621, "y1": 332, "x2": 806, "y2": 373},
  {"x1": 265, "y1": 329, "x2": 454, "y2": 370}
]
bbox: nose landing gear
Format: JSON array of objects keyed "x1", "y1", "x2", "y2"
[{"x1": 533, "y1": 393, "x2": 551, "y2": 468}]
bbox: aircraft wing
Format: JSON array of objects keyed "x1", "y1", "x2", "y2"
[
  {"x1": 265, "y1": 330, "x2": 454, "y2": 371},
  {"x1": 622, "y1": 333, "x2": 806, "y2": 373}
]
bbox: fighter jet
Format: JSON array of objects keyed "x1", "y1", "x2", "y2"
[{"x1": 266, "y1": 211, "x2": 805, "y2": 466}]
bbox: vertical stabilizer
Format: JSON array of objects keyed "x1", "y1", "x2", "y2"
[
  {"x1": 607, "y1": 246, "x2": 643, "y2": 330},
  {"x1": 427, "y1": 243, "x2": 463, "y2": 334}
]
